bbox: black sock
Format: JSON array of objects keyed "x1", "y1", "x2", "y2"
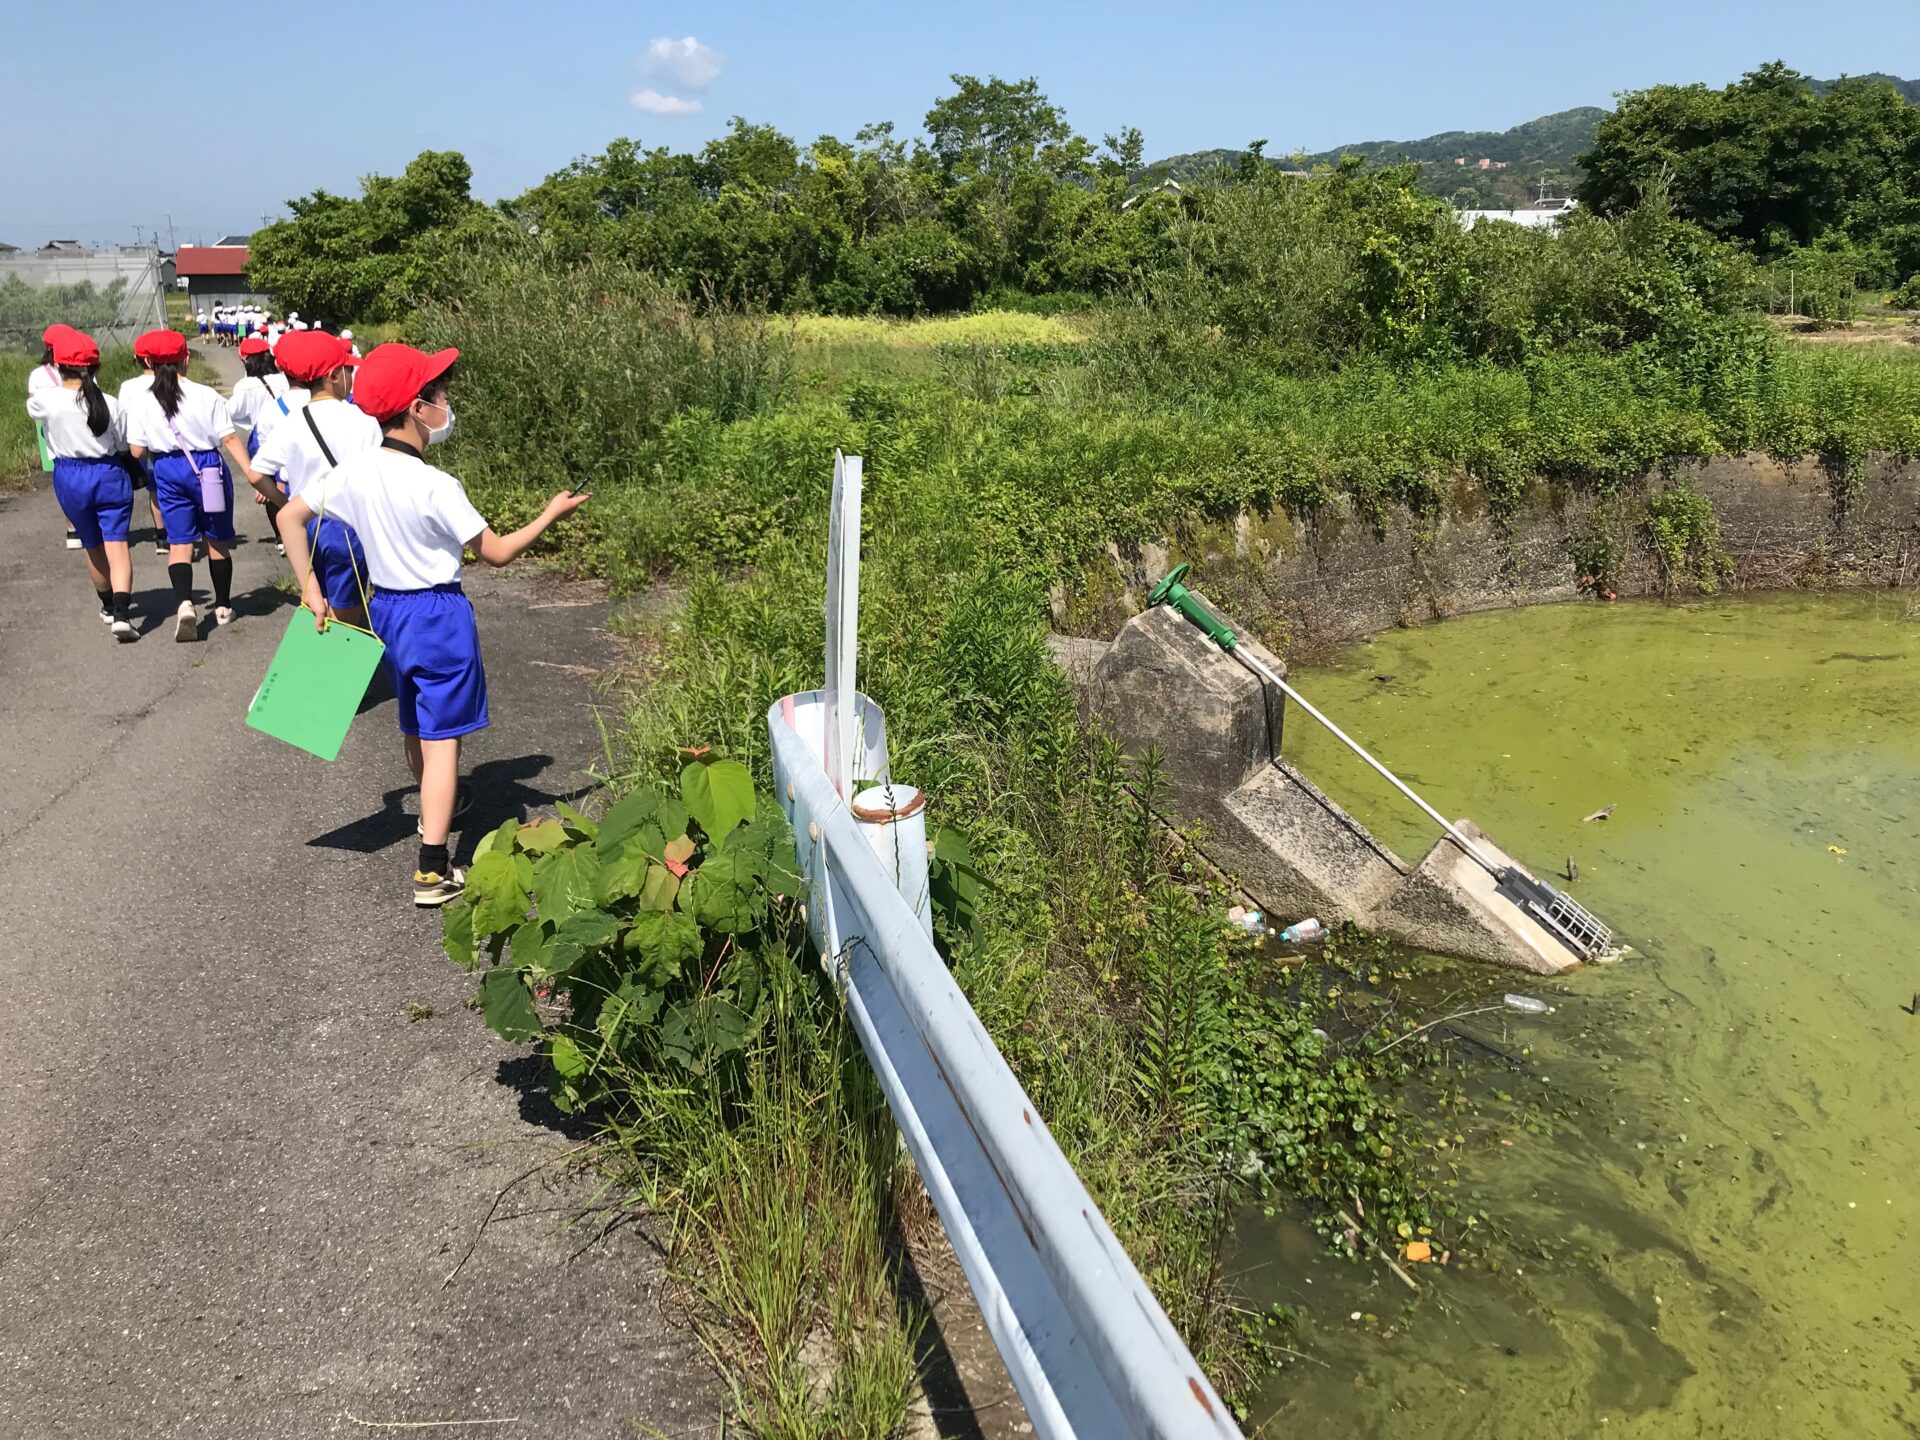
[
  {"x1": 94, "y1": 586, "x2": 112, "y2": 615},
  {"x1": 209, "y1": 557, "x2": 233, "y2": 608},
  {"x1": 418, "y1": 842, "x2": 449, "y2": 877},
  {"x1": 112, "y1": 591, "x2": 131, "y2": 622},
  {"x1": 168, "y1": 562, "x2": 193, "y2": 605}
]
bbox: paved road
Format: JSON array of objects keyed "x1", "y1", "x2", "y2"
[{"x1": 0, "y1": 435, "x2": 714, "y2": 1435}]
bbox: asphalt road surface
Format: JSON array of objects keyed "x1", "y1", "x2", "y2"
[{"x1": 0, "y1": 466, "x2": 714, "y2": 1438}]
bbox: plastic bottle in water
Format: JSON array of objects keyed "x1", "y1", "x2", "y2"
[
  {"x1": 1226, "y1": 905, "x2": 1268, "y2": 937},
  {"x1": 1503, "y1": 993, "x2": 1550, "y2": 1014},
  {"x1": 1279, "y1": 918, "x2": 1326, "y2": 945}
]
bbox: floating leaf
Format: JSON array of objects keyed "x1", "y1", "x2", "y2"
[
  {"x1": 682, "y1": 759, "x2": 755, "y2": 840},
  {"x1": 514, "y1": 819, "x2": 568, "y2": 854},
  {"x1": 624, "y1": 909, "x2": 702, "y2": 987},
  {"x1": 477, "y1": 967, "x2": 542, "y2": 1043},
  {"x1": 465, "y1": 850, "x2": 531, "y2": 938},
  {"x1": 532, "y1": 840, "x2": 601, "y2": 922}
]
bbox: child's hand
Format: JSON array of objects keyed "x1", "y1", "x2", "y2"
[{"x1": 544, "y1": 490, "x2": 591, "y2": 521}]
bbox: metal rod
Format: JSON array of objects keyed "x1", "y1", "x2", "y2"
[{"x1": 1227, "y1": 648, "x2": 1505, "y2": 880}]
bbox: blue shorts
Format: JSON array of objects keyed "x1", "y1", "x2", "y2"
[
  {"x1": 370, "y1": 584, "x2": 489, "y2": 740},
  {"x1": 245, "y1": 428, "x2": 261, "y2": 459},
  {"x1": 152, "y1": 450, "x2": 236, "y2": 544},
  {"x1": 51, "y1": 456, "x2": 133, "y2": 548},
  {"x1": 307, "y1": 515, "x2": 371, "y2": 612}
]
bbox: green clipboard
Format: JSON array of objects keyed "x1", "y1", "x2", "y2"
[
  {"x1": 246, "y1": 607, "x2": 386, "y2": 761},
  {"x1": 36, "y1": 421, "x2": 53, "y2": 472}
]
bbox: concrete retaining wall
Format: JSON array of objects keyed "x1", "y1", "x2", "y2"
[{"x1": 1058, "y1": 453, "x2": 1920, "y2": 659}]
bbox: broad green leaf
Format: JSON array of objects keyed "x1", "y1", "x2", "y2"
[
  {"x1": 659, "y1": 996, "x2": 756, "y2": 1072},
  {"x1": 681, "y1": 848, "x2": 764, "y2": 934},
  {"x1": 681, "y1": 759, "x2": 755, "y2": 840},
  {"x1": 511, "y1": 917, "x2": 556, "y2": 972},
  {"x1": 638, "y1": 862, "x2": 681, "y2": 912},
  {"x1": 465, "y1": 851, "x2": 531, "y2": 938},
  {"x1": 549, "y1": 1032, "x2": 589, "y2": 1080},
  {"x1": 554, "y1": 800, "x2": 599, "y2": 839},
  {"x1": 477, "y1": 967, "x2": 542, "y2": 1043},
  {"x1": 593, "y1": 843, "x2": 651, "y2": 905},
  {"x1": 514, "y1": 819, "x2": 568, "y2": 854},
  {"x1": 532, "y1": 840, "x2": 601, "y2": 922},
  {"x1": 472, "y1": 819, "x2": 519, "y2": 860},
  {"x1": 549, "y1": 910, "x2": 620, "y2": 978},
  {"x1": 624, "y1": 909, "x2": 702, "y2": 987},
  {"x1": 663, "y1": 834, "x2": 696, "y2": 867},
  {"x1": 598, "y1": 976, "x2": 665, "y2": 1047},
  {"x1": 442, "y1": 899, "x2": 476, "y2": 969},
  {"x1": 722, "y1": 815, "x2": 804, "y2": 896}
]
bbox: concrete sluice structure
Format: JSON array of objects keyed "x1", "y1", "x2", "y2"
[{"x1": 1053, "y1": 599, "x2": 1586, "y2": 975}]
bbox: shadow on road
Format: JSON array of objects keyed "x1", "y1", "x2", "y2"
[{"x1": 304, "y1": 751, "x2": 604, "y2": 858}]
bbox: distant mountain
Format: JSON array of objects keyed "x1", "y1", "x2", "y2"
[{"x1": 1143, "y1": 73, "x2": 1920, "y2": 209}]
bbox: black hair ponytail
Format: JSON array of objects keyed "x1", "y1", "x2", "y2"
[
  {"x1": 151, "y1": 360, "x2": 185, "y2": 418},
  {"x1": 243, "y1": 351, "x2": 279, "y2": 382},
  {"x1": 40, "y1": 343, "x2": 55, "y2": 366},
  {"x1": 59, "y1": 363, "x2": 111, "y2": 436}
]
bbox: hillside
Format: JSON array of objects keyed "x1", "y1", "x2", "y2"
[{"x1": 1145, "y1": 72, "x2": 1919, "y2": 209}]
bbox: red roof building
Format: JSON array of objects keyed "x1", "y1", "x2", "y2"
[{"x1": 174, "y1": 244, "x2": 265, "y2": 305}]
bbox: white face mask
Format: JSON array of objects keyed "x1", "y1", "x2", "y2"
[{"x1": 420, "y1": 398, "x2": 455, "y2": 445}]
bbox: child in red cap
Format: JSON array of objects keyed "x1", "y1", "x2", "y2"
[
  {"x1": 123, "y1": 330, "x2": 180, "y2": 554},
  {"x1": 29, "y1": 323, "x2": 84, "y2": 550},
  {"x1": 123, "y1": 329, "x2": 253, "y2": 639},
  {"x1": 27, "y1": 329, "x2": 139, "y2": 640},
  {"x1": 274, "y1": 343, "x2": 589, "y2": 906}
]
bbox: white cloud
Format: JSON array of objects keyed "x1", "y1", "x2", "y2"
[
  {"x1": 632, "y1": 88, "x2": 702, "y2": 115},
  {"x1": 642, "y1": 36, "x2": 723, "y2": 91}
]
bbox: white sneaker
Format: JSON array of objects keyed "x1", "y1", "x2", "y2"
[
  {"x1": 173, "y1": 600, "x2": 198, "y2": 642},
  {"x1": 65, "y1": 529, "x2": 82, "y2": 550},
  {"x1": 112, "y1": 618, "x2": 137, "y2": 643},
  {"x1": 214, "y1": 605, "x2": 236, "y2": 626},
  {"x1": 98, "y1": 609, "x2": 114, "y2": 626}
]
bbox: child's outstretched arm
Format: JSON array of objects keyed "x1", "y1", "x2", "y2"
[{"x1": 471, "y1": 490, "x2": 590, "y2": 568}]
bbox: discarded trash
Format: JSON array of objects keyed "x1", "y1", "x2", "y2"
[
  {"x1": 1503, "y1": 993, "x2": 1550, "y2": 1015},
  {"x1": 1564, "y1": 856, "x2": 1578, "y2": 882},
  {"x1": 1280, "y1": 918, "x2": 1326, "y2": 945},
  {"x1": 1828, "y1": 845, "x2": 1847, "y2": 855},
  {"x1": 1226, "y1": 904, "x2": 1268, "y2": 937},
  {"x1": 1583, "y1": 804, "x2": 1616, "y2": 823},
  {"x1": 1403, "y1": 1240, "x2": 1434, "y2": 1263}
]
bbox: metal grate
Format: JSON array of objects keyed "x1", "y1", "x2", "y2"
[{"x1": 1497, "y1": 870, "x2": 1614, "y2": 961}]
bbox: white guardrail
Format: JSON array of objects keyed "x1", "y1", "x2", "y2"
[{"x1": 769, "y1": 692, "x2": 1243, "y2": 1440}]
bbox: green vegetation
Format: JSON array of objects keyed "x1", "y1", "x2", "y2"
[
  {"x1": 225, "y1": 63, "x2": 1920, "y2": 1433},
  {"x1": 0, "y1": 276, "x2": 134, "y2": 351},
  {"x1": 1580, "y1": 64, "x2": 1920, "y2": 297}
]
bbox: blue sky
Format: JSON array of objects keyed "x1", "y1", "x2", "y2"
[{"x1": 2, "y1": 0, "x2": 1913, "y2": 246}]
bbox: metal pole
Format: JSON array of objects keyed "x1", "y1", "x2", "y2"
[{"x1": 1226, "y1": 647, "x2": 1506, "y2": 880}]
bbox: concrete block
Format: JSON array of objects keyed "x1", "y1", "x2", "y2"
[{"x1": 1370, "y1": 821, "x2": 1581, "y2": 975}]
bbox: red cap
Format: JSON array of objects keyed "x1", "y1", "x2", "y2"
[
  {"x1": 237, "y1": 336, "x2": 271, "y2": 357},
  {"x1": 136, "y1": 329, "x2": 190, "y2": 365},
  {"x1": 351, "y1": 342, "x2": 458, "y2": 421},
  {"x1": 274, "y1": 330, "x2": 361, "y2": 384},
  {"x1": 42, "y1": 322, "x2": 76, "y2": 347},
  {"x1": 133, "y1": 329, "x2": 183, "y2": 361},
  {"x1": 52, "y1": 330, "x2": 100, "y2": 367}
]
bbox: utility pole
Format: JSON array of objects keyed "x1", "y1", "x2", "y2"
[{"x1": 165, "y1": 212, "x2": 176, "y2": 250}]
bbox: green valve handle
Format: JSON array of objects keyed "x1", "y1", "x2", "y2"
[{"x1": 1146, "y1": 563, "x2": 1239, "y2": 650}]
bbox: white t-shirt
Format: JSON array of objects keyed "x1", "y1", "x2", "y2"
[
  {"x1": 117, "y1": 373, "x2": 154, "y2": 409},
  {"x1": 27, "y1": 362, "x2": 60, "y2": 397},
  {"x1": 229, "y1": 372, "x2": 293, "y2": 432},
  {"x1": 252, "y1": 398, "x2": 380, "y2": 499},
  {"x1": 317, "y1": 446, "x2": 487, "y2": 590},
  {"x1": 27, "y1": 386, "x2": 126, "y2": 458},
  {"x1": 124, "y1": 375, "x2": 235, "y2": 452},
  {"x1": 267, "y1": 324, "x2": 284, "y2": 348}
]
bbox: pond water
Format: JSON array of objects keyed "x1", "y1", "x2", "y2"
[{"x1": 1246, "y1": 592, "x2": 1920, "y2": 1439}]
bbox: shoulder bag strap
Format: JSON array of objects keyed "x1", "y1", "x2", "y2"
[{"x1": 302, "y1": 405, "x2": 339, "y2": 468}]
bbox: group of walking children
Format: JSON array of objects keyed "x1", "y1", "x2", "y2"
[{"x1": 26, "y1": 322, "x2": 589, "y2": 908}]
